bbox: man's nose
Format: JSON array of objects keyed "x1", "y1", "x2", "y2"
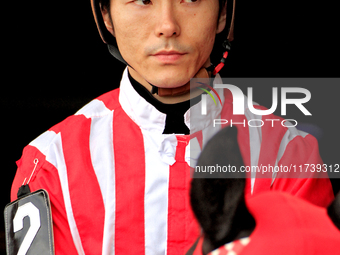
[{"x1": 154, "y1": 5, "x2": 181, "y2": 38}]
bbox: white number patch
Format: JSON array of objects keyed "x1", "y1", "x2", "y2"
[
  {"x1": 5, "y1": 189, "x2": 54, "y2": 255},
  {"x1": 13, "y1": 202, "x2": 41, "y2": 255}
]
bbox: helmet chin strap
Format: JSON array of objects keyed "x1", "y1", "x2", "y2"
[{"x1": 150, "y1": 65, "x2": 214, "y2": 97}]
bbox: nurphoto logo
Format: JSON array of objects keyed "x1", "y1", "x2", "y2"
[
  {"x1": 201, "y1": 84, "x2": 312, "y2": 116},
  {"x1": 191, "y1": 78, "x2": 313, "y2": 129}
]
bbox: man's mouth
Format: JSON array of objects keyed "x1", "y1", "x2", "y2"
[{"x1": 151, "y1": 50, "x2": 187, "y2": 64}]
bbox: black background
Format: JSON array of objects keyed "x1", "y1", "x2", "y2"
[{"x1": 1, "y1": 0, "x2": 339, "y2": 253}]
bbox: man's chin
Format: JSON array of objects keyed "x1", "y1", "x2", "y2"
[
  {"x1": 147, "y1": 69, "x2": 194, "y2": 89},
  {"x1": 150, "y1": 78, "x2": 190, "y2": 89}
]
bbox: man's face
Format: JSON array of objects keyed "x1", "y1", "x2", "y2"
[{"x1": 102, "y1": 0, "x2": 226, "y2": 88}]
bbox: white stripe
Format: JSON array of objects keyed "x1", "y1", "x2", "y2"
[
  {"x1": 186, "y1": 137, "x2": 202, "y2": 168},
  {"x1": 75, "y1": 99, "x2": 112, "y2": 118},
  {"x1": 142, "y1": 131, "x2": 170, "y2": 255},
  {"x1": 271, "y1": 126, "x2": 308, "y2": 185},
  {"x1": 88, "y1": 111, "x2": 116, "y2": 255},
  {"x1": 29, "y1": 130, "x2": 58, "y2": 153},
  {"x1": 244, "y1": 99, "x2": 262, "y2": 194},
  {"x1": 44, "y1": 133, "x2": 86, "y2": 255}
]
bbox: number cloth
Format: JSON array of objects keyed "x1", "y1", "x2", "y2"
[{"x1": 5, "y1": 190, "x2": 54, "y2": 255}]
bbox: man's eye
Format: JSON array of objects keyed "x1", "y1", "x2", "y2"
[
  {"x1": 182, "y1": 0, "x2": 198, "y2": 3},
  {"x1": 134, "y1": 0, "x2": 152, "y2": 5}
]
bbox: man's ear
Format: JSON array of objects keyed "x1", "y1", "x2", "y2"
[
  {"x1": 216, "y1": 3, "x2": 227, "y2": 34},
  {"x1": 100, "y1": 4, "x2": 115, "y2": 36}
]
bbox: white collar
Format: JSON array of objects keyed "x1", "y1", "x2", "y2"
[{"x1": 118, "y1": 67, "x2": 225, "y2": 134}]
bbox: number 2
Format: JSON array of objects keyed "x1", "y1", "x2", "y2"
[{"x1": 13, "y1": 202, "x2": 41, "y2": 255}]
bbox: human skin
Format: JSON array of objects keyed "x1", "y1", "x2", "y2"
[{"x1": 101, "y1": 0, "x2": 226, "y2": 103}]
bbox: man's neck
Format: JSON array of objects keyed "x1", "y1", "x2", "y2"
[
  {"x1": 127, "y1": 70, "x2": 202, "y2": 135},
  {"x1": 128, "y1": 67, "x2": 203, "y2": 104}
]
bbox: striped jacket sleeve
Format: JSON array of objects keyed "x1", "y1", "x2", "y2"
[
  {"x1": 11, "y1": 137, "x2": 80, "y2": 255},
  {"x1": 11, "y1": 106, "x2": 109, "y2": 255},
  {"x1": 271, "y1": 131, "x2": 334, "y2": 207},
  {"x1": 240, "y1": 103, "x2": 334, "y2": 207}
]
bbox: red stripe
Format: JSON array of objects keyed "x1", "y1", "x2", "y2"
[
  {"x1": 97, "y1": 89, "x2": 121, "y2": 111},
  {"x1": 113, "y1": 107, "x2": 146, "y2": 254},
  {"x1": 193, "y1": 237, "x2": 204, "y2": 255},
  {"x1": 56, "y1": 115, "x2": 105, "y2": 255},
  {"x1": 167, "y1": 135, "x2": 200, "y2": 255}
]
